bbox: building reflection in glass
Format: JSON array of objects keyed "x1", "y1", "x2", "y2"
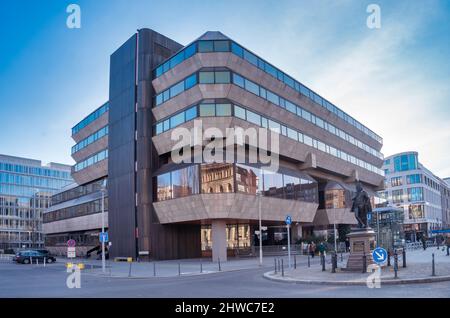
[
  {"x1": 201, "y1": 224, "x2": 251, "y2": 251},
  {"x1": 156, "y1": 165, "x2": 199, "y2": 201},
  {"x1": 200, "y1": 163, "x2": 234, "y2": 193}
]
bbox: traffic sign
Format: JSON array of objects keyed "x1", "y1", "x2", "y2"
[
  {"x1": 99, "y1": 232, "x2": 109, "y2": 243},
  {"x1": 372, "y1": 247, "x2": 387, "y2": 264},
  {"x1": 285, "y1": 215, "x2": 292, "y2": 225},
  {"x1": 67, "y1": 239, "x2": 76, "y2": 247},
  {"x1": 367, "y1": 213, "x2": 372, "y2": 221},
  {"x1": 67, "y1": 246, "x2": 76, "y2": 258}
]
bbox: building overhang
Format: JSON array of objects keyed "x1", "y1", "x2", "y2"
[
  {"x1": 153, "y1": 193, "x2": 318, "y2": 224},
  {"x1": 312, "y1": 208, "x2": 358, "y2": 226}
]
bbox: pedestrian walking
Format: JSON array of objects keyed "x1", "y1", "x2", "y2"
[
  {"x1": 309, "y1": 242, "x2": 316, "y2": 258},
  {"x1": 318, "y1": 241, "x2": 326, "y2": 257},
  {"x1": 421, "y1": 235, "x2": 427, "y2": 250},
  {"x1": 345, "y1": 237, "x2": 350, "y2": 253}
]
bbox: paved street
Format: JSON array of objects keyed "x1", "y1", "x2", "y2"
[{"x1": 1, "y1": 260, "x2": 449, "y2": 298}]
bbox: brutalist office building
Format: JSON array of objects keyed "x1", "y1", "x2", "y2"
[{"x1": 43, "y1": 29, "x2": 384, "y2": 261}]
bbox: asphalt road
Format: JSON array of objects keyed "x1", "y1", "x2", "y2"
[{"x1": 1, "y1": 262, "x2": 449, "y2": 298}]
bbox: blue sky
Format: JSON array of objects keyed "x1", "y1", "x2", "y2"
[{"x1": 0, "y1": 0, "x2": 449, "y2": 177}]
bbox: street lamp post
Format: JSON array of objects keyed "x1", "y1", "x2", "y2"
[
  {"x1": 333, "y1": 210, "x2": 337, "y2": 253},
  {"x1": 258, "y1": 192, "x2": 263, "y2": 266},
  {"x1": 101, "y1": 180, "x2": 107, "y2": 273}
]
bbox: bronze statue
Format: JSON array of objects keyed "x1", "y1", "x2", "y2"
[{"x1": 351, "y1": 181, "x2": 372, "y2": 229}]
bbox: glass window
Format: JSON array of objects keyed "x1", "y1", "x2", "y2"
[
  {"x1": 245, "y1": 79, "x2": 259, "y2": 95},
  {"x1": 199, "y1": 104, "x2": 215, "y2": 117},
  {"x1": 163, "y1": 119, "x2": 170, "y2": 131},
  {"x1": 262, "y1": 170, "x2": 283, "y2": 198},
  {"x1": 281, "y1": 125, "x2": 287, "y2": 136},
  {"x1": 408, "y1": 187, "x2": 423, "y2": 202},
  {"x1": 170, "y1": 112, "x2": 185, "y2": 128},
  {"x1": 170, "y1": 52, "x2": 184, "y2": 68},
  {"x1": 261, "y1": 117, "x2": 268, "y2": 128},
  {"x1": 185, "y1": 106, "x2": 197, "y2": 121},
  {"x1": 287, "y1": 128, "x2": 298, "y2": 141},
  {"x1": 266, "y1": 91, "x2": 279, "y2": 105},
  {"x1": 215, "y1": 71, "x2": 230, "y2": 84},
  {"x1": 243, "y1": 49, "x2": 258, "y2": 66},
  {"x1": 234, "y1": 105, "x2": 246, "y2": 120},
  {"x1": 157, "y1": 173, "x2": 171, "y2": 201},
  {"x1": 246, "y1": 110, "x2": 260, "y2": 126},
  {"x1": 232, "y1": 73, "x2": 245, "y2": 88},
  {"x1": 170, "y1": 81, "x2": 184, "y2": 97},
  {"x1": 231, "y1": 42, "x2": 243, "y2": 57},
  {"x1": 259, "y1": 87, "x2": 267, "y2": 99},
  {"x1": 156, "y1": 122, "x2": 163, "y2": 135},
  {"x1": 268, "y1": 120, "x2": 280, "y2": 133},
  {"x1": 201, "y1": 163, "x2": 234, "y2": 194},
  {"x1": 155, "y1": 66, "x2": 163, "y2": 77},
  {"x1": 317, "y1": 141, "x2": 326, "y2": 152},
  {"x1": 198, "y1": 41, "x2": 214, "y2": 52},
  {"x1": 216, "y1": 103, "x2": 232, "y2": 116},
  {"x1": 302, "y1": 110, "x2": 311, "y2": 122},
  {"x1": 316, "y1": 117, "x2": 325, "y2": 129},
  {"x1": 184, "y1": 73, "x2": 197, "y2": 89},
  {"x1": 304, "y1": 135, "x2": 313, "y2": 147},
  {"x1": 214, "y1": 40, "x2": 230, "y2": 52},
  {"x1": 285, "y1": 101, "x2": 296, "y2": 114},
  {"x1": 265, "y1": 63, "x2": 277, "y2": 78},
  {"x1": 236, "y1": 164, "x2": 262, "y2": 194},
  {"x1": 184, "y1": 43, "x2": 196, "y2": 59},
  {"x1": 156, "y1": 93, "x2": 163, "y2": 106},
  {"x1": 199, "y1": 72, "x2": 215, "y2": 84}
]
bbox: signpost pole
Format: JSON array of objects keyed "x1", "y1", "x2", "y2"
[
  {"x1": 258, "y1": 192, "x2": 262, "y2": 267},
  {"x1": 287, "y1": 224, "x2": 291, "y2": 270},
  {"x1": 101, "y1": 186, "x2": 106, "y2": 274}
]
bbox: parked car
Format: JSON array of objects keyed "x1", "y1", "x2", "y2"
[{"x1": 14, "y1": 250, "x2": 56, "y2": 264}]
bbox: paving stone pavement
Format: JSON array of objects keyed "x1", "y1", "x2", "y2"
[{"x1": 265, "y1": 248, "x2": 450, "y2": 284}]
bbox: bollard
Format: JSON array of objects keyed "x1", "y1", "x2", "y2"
[
  {"x1": 402, "y1": 249, "x2": 406, "y2": 268},
  {"x1": 321, "y1": 254, "x2": 325, "y2": 271},
  {"x1": 178, "y1": 263, "x2": 181, "y2": 276},
  {"x1": 274, "y1": 258, "x2": 277, "y2": 274},
  {"x1": 340, "y1": 252, "x2": 343, "y2": 262},
  {"x1": 44, "y1": 257, "x2": 46, "y2": 267},
  {"x1": 153, "y1": 262, "x2": 156, "y2": 277},
  {"x1": 281, "y1": 259, "x2": 284, "y2": 277},
  {"x1": 387, "y1": 250, "x2": 391, "y2": 267},
  {"x1": 394, "y1": 252, "x2": 398, "y2": 279},
  {"x1": 36, "y1": 258, "x2": 39, "y2": 265},
  {"x1": 307, "y1": 255, "x2": 310, "y2": 268},
  {"x1": 432, "y1": 253, "x2": 436, "y2": 276},
  {"x1": 294, "y1": 255, "x2": 297, "y2": 269},
  {"x1": 200, "y1": 261, "x2": 203, "y2": 274},
  {"x1": 447, "y1": 246, "x2": 449, "y2": 256},
  {"x1": 218, "y1": 257, "x2": 221, "y2": 272},
  {"x1": 331, "y1": 253, "x2": 336, "y2": 273},
  {"x1": 128, "y1": 262, "x2": 132, "y2": 277},
  {"x1": 362, "y1": 254, "x2": 367, "y2": 273}
]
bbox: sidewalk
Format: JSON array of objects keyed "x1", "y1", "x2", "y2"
[
  {"x1": 264, "y1": 248, "x2": 450, "y2": 285},
  {"x1": 62, "y1": 256, "x2": 277, "y2": 278}
]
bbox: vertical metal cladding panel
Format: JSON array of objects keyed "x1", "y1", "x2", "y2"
[
  {"x1": 108, "y1": 34, "x2": 138, "y2": 259},
  {"x1": 135, "y1": 29, "x2": 201, "y2": 260}
]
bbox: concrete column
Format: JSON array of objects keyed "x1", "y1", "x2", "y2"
[{"x1": 211, "y1": 220, "x2": 227, "y2": 262}]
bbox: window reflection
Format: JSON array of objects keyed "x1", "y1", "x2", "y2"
[{"x1": 200, "y1": 163, "x2": 234, "y2": 194}]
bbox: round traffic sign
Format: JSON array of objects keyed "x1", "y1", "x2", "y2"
[
  {"x1": 372, "y1": 247, "x2": 387, "y2": 264},
  {"x1": 67, "y1": 239, "x2": 76, "y2": 247}
]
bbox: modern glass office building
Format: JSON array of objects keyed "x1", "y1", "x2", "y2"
[
  {"x1": 44, "y1": 29, "x2": 385, "y2": 261},
  {"x1": 0, "y1": 154, "x2": 72, "y2": 251},
  {"x1": 380, "y1": 151, "x2": 450, "y2": 241}
]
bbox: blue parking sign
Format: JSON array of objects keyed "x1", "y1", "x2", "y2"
[{"x1": 285, "y1": 215, "x2": 292, "y2": 225}]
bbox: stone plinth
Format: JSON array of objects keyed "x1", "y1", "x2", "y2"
[{"x1": 344, "y1": 228, "x2": 376, "y2": 271}]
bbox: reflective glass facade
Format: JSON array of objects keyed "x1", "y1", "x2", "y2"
[
  {"x1": 74, "y1": 149, "x2": 108, "y2": 172},
  {"x1": 72, "y1": 102, "x2": 109, "y2": 135},
  {"x1": 153, "y1": 39, "x2": 382, "y2": 144},
  {"x1": 155, "y1": 163, "x2": 318, "y2": 203},
  {"x1": 154, "y1": 99, "x2": 384, "y2": 176},
  {"x1": 0, "y1": 156, "x2": 73, "y2": 250},
  {"x1": 394, "y1": 153, "x2": 418, "y2": 172},
  {"x1": 72, "y1": 126, "x2": 108, "y2": 154},
  {"x1": 154, "y1": 68, "x2": 383, "y2": 160}
]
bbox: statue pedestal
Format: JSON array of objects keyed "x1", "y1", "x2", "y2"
[{"x1": 344, "y1": 228, "x2": 376, "y2": 271}]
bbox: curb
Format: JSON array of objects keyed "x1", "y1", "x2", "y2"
[
  {"x1": 263, "y1": 272, "x2": 450, "y2": 286},
  {"x1": 83, "y1": 266, "x2": 270, "y2": 279}
]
